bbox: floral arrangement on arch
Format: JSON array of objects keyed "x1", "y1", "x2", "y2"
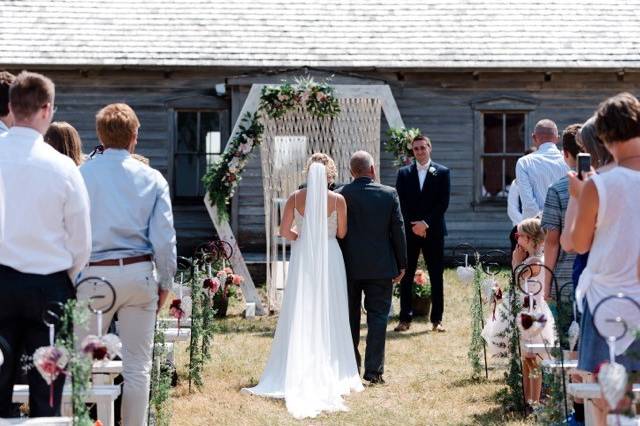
[
  {"x1": 393, "y1": 268, "x2": 431, "y2": 299},
  {"x1": 203, "y1": 77, "x2": 341, "y2": 221},
  {"x1": 259, "y1": 77, "x2": 341, "y2": 119},
  {"x1": 202, "y1": 111, "x2": 264, "y2": 220},
  {"x1": 385, "y1": 127, "x2": 423, "y2": 166}
]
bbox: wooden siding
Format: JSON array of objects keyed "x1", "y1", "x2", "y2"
[{"x1": 14, "y1": 68, "x2": 640, "y2": 256}]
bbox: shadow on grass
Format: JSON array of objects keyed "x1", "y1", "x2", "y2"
[{"x1": 386, "y1": 330, "x2": 430, "y2": 340}]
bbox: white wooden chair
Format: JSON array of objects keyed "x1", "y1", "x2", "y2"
[
  {"x1": 12, "y1": 385, "x2": 121, "y2": 426},
  {"x1": 0, "y1": 417, "x2": 72, "y2": 425},
  {"x1": 91, "y1": 360, "x2": 123, "y2": 385},
  {"x1": 568, "y1": 383, "x2": 640, "y2": 426}
]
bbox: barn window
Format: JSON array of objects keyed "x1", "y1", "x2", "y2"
[
  {"x1": 480, "y1": 112, "x2": 526, "y2": 199},
  {"x1": 471, "y1": 96, "x2": 536, "y2": 207},
  {"x1": 173, "y1": 109, "x2": 227, "y2": 200}
]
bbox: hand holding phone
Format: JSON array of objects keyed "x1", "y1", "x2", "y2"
[{"x1": 577, "y1": 153, "x2": 591, "y2": 180}]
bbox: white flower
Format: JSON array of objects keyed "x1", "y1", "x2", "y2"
[
  {"x1": 429, "y1": 166, "x2": 437, "y2": 175},
  {"x1": 239, "y1": 143, "x2": 252, "y2": 155},
  {"x1": 406, "y1": 142, "x2": 413, "y2": 150}
]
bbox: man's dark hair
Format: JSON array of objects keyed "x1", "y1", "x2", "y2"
[
  {"x1": 596, "y1": 92, "x2": 640, "y2": 144},
  {"x1": 0, "y1": 71, "x2": 16, "y2": 117},
  {"x1": 412, "y1": 134, "x2": 432, "y2": 147},
  {"x1": 561, "y1": 123, "x2": 584, "y2": 158},
  {"x1": 9, "y1": 71, "x2": 55, "y2": 121}
]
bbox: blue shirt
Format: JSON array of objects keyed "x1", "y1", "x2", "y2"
[
  {"x1": 80, "y1": 149, "x2": 177, "y2": 288},
  {"x1": 515, "y1": 142, "x2": 569, "y2": 219}
]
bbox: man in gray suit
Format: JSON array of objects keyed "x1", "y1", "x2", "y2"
[{"x1": 337, "y1": 151, "x2": 407, "y2": 384}]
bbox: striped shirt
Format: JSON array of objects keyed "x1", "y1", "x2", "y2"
[
  {"x1": 541, "y1": 175, "x2": 576, "y2": 289},
  {"x1": 515, "y1": 142, "x2": 569, "y2": 219}
]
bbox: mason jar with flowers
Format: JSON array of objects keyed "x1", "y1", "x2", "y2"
[{"x1": 202, "y1": 267, "x2": 244, "y2": 318}]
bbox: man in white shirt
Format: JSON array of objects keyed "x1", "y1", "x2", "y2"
[
  {"x1": 515, "y1": 119, "x2": 569, "y2": 219},
  {"x1": 0, "y1": 71, "x2": 91, "y2": 418}
]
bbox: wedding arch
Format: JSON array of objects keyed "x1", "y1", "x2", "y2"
[{"x1": 203, "y1": 80, "x2": 405, "y2": 315}]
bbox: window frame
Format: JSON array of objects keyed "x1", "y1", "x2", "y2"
[
  {"x1": 471, "y1": 96, "x2": 537, "y2": 210},
  {"x1": 167, "y1": 95, "x2": 229, "y2": 204}
]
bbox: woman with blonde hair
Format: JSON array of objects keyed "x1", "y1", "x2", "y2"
[
  {"x1": 243, "y1": 152, "x2": 363, "y2": 418},
  {"x1": 44, "y1": 121, "x2": 84, "y2": 165}
]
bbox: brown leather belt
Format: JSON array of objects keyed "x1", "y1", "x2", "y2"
[{"x1": 89, "y1": 254, "x2": 153, "y2": 267}]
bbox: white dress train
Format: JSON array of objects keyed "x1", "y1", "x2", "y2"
[{"x1": 241, "y1": 163, "x2": 363, "y2": 419}]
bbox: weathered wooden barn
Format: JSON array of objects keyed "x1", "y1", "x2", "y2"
[{"x1": 2, "y1": 0, "x2": 639, "y2": 264}]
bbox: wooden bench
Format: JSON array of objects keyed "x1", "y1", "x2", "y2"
[
  {"x1": 524, "y1": 343, "x2": 560, "y2": 355},
  {"x1": 568, "y1": 383, "x2": 640, "y2": 426},
  {"x1": 158, "y1": 318, "x2": 192, "y2": 328},
  {"x1": 163, "y1": 328, "x2": 190, "y2": 343},
  {"x1": 12, "y1": 385, "x2": 120, "y2": 426},
  {"x1": 0, "y1": 418, "x2": 72, "y2": 425},
  {"x1": 92, "y1": 360, "x2": 123, "y2": 385},
  {"x1": 541, "y1": 359, "x2": 579, "y2": 370},
  {"x1": 606, "y1": 414, "x2": 640, "y2": 426}
]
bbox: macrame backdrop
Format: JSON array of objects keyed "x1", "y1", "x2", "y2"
[{"x1": 260, "y1": 97, "x2": 382, "y2": 311}]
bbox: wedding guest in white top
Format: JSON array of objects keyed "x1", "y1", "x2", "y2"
[
  {"x1": 515, "y1": 119, "x2": 569, "y2": 219},
  {"x1": 79, "y1": 103, "x2": 176, "y2": 426},
  {"x1": 0, "y1": 71, "x2": 15, "y2": 135},
  {"x1": 568, "y1": 93, "x2": 640, "y2": 377},
  {"x1": 0, "y1": 71, "x2": 91, "y2": 417}
]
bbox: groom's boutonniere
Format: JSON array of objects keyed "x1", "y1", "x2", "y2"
[{"x1": 429, "y1": 165, "x2": 437, "y2": 176}]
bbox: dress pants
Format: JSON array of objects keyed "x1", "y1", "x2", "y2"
[
  {"x1": 347, "y1": 279, "x2": 392, "y2": 378},
  {"x1": 399, "y1": 232, "x2": 445, "y2": 324},
  {"x1": 0, "y1": 265, "x2": 74, "y2": 417},
  {"x1": 77, "y1": 261, "x2": 158, "y2": 426}
]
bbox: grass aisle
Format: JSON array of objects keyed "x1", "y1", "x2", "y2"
[{"x1": 171, "y1": 269, "x2": 535, "y2": 425}]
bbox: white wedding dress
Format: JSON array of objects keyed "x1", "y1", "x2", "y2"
[{"x1": 242, "y1": 163, "x2": 363, "y2": 419}]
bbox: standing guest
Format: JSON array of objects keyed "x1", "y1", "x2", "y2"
[
  {"x1": 567, "y1": 94, "x2": 640, "y2": 426},
  {"x1": 568, "y1": 93, "x2": 640, "y2": 372},
  {"x1": 541, "y1": 124, "x2": 584, "y2": 300},
  {"x1": 44, "y1": 121, "x2": 84, "y2": 166},
  {"x1": 0, "y1": 71, "x2": 15, "y2": 135},
  {"x1": 516, "y1": 119, "x2": 569, "y2": 219},
  {"x1": 78, "y1": 103, "x2": 176, "y2": 426},
  {"x1": 560, "y1": 116, "x2": 616, "y2": 285},
  {"x1": 507, "y1": 147, "x2": 537, "y2": 252},
  {"x1": 0, "y1": 71, "x2": 91, "y2": 417},
  {"x1": 394, "y1": 135, "x2": 450, "y2": 333}
]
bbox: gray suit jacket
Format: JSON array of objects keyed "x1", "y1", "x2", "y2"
[{"x1": 337, "y1": 177, "x2": 407, "y2": 281}]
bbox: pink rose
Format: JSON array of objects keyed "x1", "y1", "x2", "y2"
[
  {"x1": 315, "y1": 91, "x2": 327, "y2": 102},
  {"x1": 232, "y1": 274, "x2": 244, "y2": 286}
]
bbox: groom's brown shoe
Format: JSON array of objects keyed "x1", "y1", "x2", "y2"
[{"x1": 394, "y1": 321, "x2": 410, "y2": 332}]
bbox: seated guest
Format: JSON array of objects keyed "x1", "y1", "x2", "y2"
[
  {"x1": 79, "y1": 103, "x2": 176, "y2": 426},
  {"x1": 568, "y1": 93, "x2": 640, "y2": 416},
  {"x1": 541, "y1": 124, "x2": 584, "y2": 301},
  {"x1": 0, "y1": 71, "x2": 91, "y2": 417},
  {"x1": 44, "y1": 121, "x2": 84, "y2": 166}
]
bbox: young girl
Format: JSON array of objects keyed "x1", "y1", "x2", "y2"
[{"x1": 482, "y1": 217, "x2": 556, "y2": 404}]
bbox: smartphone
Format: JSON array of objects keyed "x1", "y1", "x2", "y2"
[{"x1": 577, "y1": 153, "x2": 591, "y2": 180}]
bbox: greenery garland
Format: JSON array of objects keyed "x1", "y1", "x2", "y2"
[
  {"x1": 384, "y1": 127, "x2": 422, "y2": 166},
  {"x1": 150, "y1": 321, "x2": 173, "y2": 426},
  {"x1": 202, "y1": 77, "x2": 341, "y2": 221},
  {"x1": 496, "y1": 282, "x2": 526, "y2": 414},
  {"x1": 56, "y1": 300, "x2": 92, "y2": 426},
  {"x1": 188, "y1": 265, "x2": 206, "y2": 390},
  {"x1": 468, "y1": 259, "x2": 485, "y2": 379}
]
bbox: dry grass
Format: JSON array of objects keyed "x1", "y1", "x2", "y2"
[{"x1": 170, "y1": 269, "x2": 536, "y2": 426}]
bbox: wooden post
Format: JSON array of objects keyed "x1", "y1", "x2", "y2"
[{"x1": 203, "y1": 194, "x2": 266, "y2": 316}]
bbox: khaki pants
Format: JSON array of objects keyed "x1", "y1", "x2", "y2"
[{"x1": 78, "y1": 261, "x2": 158, "y2": 426}]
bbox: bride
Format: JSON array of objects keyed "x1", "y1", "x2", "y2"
[{"x1": 242, "y1": 153, "x2": 363, "y2": 419}]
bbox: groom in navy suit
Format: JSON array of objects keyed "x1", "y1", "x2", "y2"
[{"x1": 394, "y1": 135, "x2": 450, "y2": 332}]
